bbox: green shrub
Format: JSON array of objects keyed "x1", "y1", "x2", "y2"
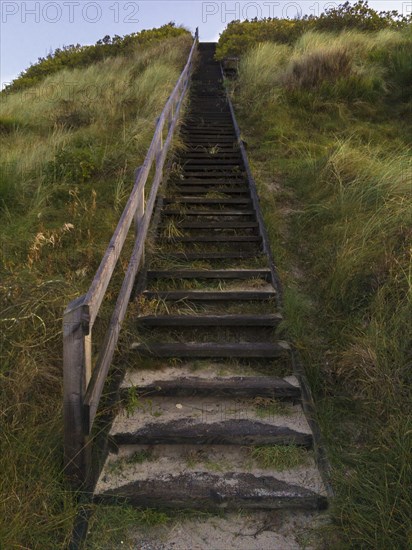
[
  {"x1": 216, "y1": 18, "x2": 304, "y2": 59},
  {"x1": 215, "y1": 1, "x2": 412, "y2": 60},
  {"x1": 370, "y1": 39, "x2": 412, "y2": 101},
  {"x1": 314, "y1": 0, "x2": 411, "y2": 32},
  {"x1": 3, "y1": 23, "x2": 191, "y2": 93},
  {"x1": 44, "y1": 146, "x2": 97, "y2": 184}
]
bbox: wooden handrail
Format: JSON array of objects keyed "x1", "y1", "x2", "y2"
[{"x1": 63, "y1": 28, "x2": 198, "y2": 485}]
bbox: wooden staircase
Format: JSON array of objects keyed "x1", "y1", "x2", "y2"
[{"x1": 94, "y1": 43, "x2": 329, "y2": 519}]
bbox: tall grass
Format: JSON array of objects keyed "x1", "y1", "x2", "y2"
[
  {"x1": 0, "y1": 31, "x2": 191, "y2": 548},
  {"x1": 231, "y1": 28, "x2": 412, "y2": 548}
]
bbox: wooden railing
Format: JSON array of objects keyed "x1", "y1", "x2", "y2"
[{"x1": 63, "y1": 29, "x2": 198, "y2": 485}]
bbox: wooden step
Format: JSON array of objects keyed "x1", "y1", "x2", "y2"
[
  {"x1": 162, "y1": 210, "x2": 255, "y2": 216},
  {"x1": 172, "y1": 179, "x2": 247, "y2": 186},
  {"x1": 185, "y1": 121, "x2": 234, "y2": 125},
  {"x1": 121, "y1": 367, "x2": 297, "y2": 398},
  {"x1": 159, "y1": 236, "x2": 261, "y2": 243},
  {"x1": 184, "y1": 124, "x2": 234, "y2": 129},
  {"x1": 182, "y1": 151, "x2": 240, "y2": 157},
  {"x1": 158, "y1": 221, "x2": 258, "y2": 229},
  {"x1": 164, "y1": 198, "x2": 251, "y2": 205},
  {"x1": 136, "y1": 313, "x2": 282, "y2": 327},
  {"x1": 182, "y1": 171, "x2": 245, "y2": 177},
  {"x1": 159, "y1": 252, "x2": 260, "y2": 260},
  {"x1": 110, "y1": 396, "x2": 309, "y2": 447},
  {"x1": 122, "y1": 375, "x2": 298, "y2": 398},
  {"x1": 186, "y1": 136, "x2": 236, "y2": 141},
  {"x1": 183, "y1": 136, "x2": 236, "y2": 142},
  {"x1": 171, "y1": 190, "x2": 248, "y2": 196},
  {"x1": 185, "y1": 114, "x2": 231, "y2": 118},
  {"x1": 95, "y1": 443, "x2": 327, "y2": 511},
  {"x1": 170, "y1": 189, "x2": 249, "y2": 195},
  {"x1": 183, "y1": 130, "x2": 235, "y2": 135},
  {"x1": 142, "y1": 289, "x2": 275, "y2": 301},
  {"x1": 95, "y1": 468, "x2": 326, "y2": 511},
  {"x1": 183, "y1": 161, "x2": 240, "y2": 166},
  {"x1": 182, "y1": 145, "x2": 238, "y2": 154},
  {"x1": 131, "y1": 342, "x2": 289, "y2": 358},
  {"x1": 187, "y1": 140, "x2": 236, "y2": 145},
  {"x1": 147, "y1": 268, "x2": 271, "y2": 280}
]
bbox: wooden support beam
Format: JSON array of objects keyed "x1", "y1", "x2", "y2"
[{"x1": 63, "y1": 295, "x2": 91, "y2": 486}]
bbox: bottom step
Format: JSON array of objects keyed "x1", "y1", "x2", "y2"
[{"x1": 96, "y1": 471, "x2": 327, "y2": 511}]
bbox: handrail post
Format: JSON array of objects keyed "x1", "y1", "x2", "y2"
[
  {"x1": 134, "y1": 167, "x2": 145, "y2": 264},
  {"x1": 63, "y1": 295, "x2": 91, "y2": 486}
]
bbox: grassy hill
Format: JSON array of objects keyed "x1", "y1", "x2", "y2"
[
  {"x1": 221, "y1": 4, "x2": 411, "y2": 548},
  {"x1": 0, "y1": 24, "x2": 192, "y2": 547},
  {"x1": 1, "y1": 4, "x2": 411, "y2": 547}
]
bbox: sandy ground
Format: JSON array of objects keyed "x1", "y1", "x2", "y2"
[{"x1": 130, "y1": 510, "x2": 328, "y2": 550}]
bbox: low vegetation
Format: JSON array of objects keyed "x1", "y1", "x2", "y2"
[
  {"x1": 86, "y1": 505, "x2": 170, "y2": 549},
  {"x1": 223, "y1": 3, "x2": 411, "y2": 547},
  {"x1": 251, "y1": 445, "x2": 309, "y2": 470},
  {"x1": 215, "y1": 0, "x2": 411, "y2": 59},
  {"x1": 3, "y1": 23, "x2": 189, "y2": 92},
  {"x1": 0, "y1": 25, "x2": 192, "y2": 547}
]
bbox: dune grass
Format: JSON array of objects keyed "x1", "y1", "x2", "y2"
[
  {"x1": 250, "y1": 445, "x2": 309, "y2": 471},
  {"x1": 0, "y1": 31, "x2": 192, "y2": 548},
  {"x1": 229, "y1": 26, "x2": 412, "y2": 548}
]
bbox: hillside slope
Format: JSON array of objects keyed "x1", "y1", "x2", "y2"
[
  {"x1": 0, "y1": 26, "x2": 191, "y2": 548},
  {"x1": 224, "y1": 12, "x2": 411, "y2": 549}
]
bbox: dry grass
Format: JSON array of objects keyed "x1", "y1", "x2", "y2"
[
  {"x1": 281, "y1": 47, "x2": 352, "y2": 90},
  {"x1": 0, "y1": 32, "x2": 191, "y2": 548},
  {"x1": 250, "y1": 445, "x2": 309, "y2": 470},
  {"x1": 232, "y1": 26, "x2": 412, "y2": 548}
]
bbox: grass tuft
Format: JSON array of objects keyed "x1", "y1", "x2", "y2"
[
  {"x1": 250, "y1": 445, "x2": 309, "y2": 470},
  {"x1": 86, "y1": 505, "x2": 169, "y2": 548}
]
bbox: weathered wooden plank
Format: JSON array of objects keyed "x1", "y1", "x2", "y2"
[
  {"x1": 164, "y1": 198, "x2": 251, "y2": 204},
  {"x1": 63, "y1": 295, "x2": 90, "y2": 485},
  {"x1": 95, "y1": 471, "x2": 327, "y2": 511},
  {"x1": 183, "y1": 159, "x2": 241, "y2": 165},
  {"x1": 173, "y1": 184, "x2": 247, "y2": 190},
  {"x1": 159, "y1": 235, "x2": 261, "y2": 243},
  {"x1": 161, "y1": 209, "x2": 255, "y2": 216},
  {"x1": 120, "y1": 374, "x2": 297, "y2": 398},
  {"x1": 170, "y1": 188, "x2": 249, "y2": 194},
  {"x1": 131, "y1": 342, "x2": 290, "y2": 358},
  {"x1": 143, "y1": 290, "x2": 275, "y2": 301},
  {"x1": 147, "y1": 268, "x2": 271, "y2": 279},
  {"x1": 183, "y1": 132, "x2": 236, "y2": 137},
  {"x1": 181, "y1": 152, "x2": 241, "y2": 158},
  {"x1": 136, "y1": 313, "x2": 282, "y2": 327},
  {"x1": 111, "y1": 417, "x2": 308, "y2": 447},
  {"x1": 182, "y1": 171, "x2": 245, "y2": 177},
  {"x1": 186, "y1": 139, "x2": 236, "y2": 145},
  {"x1": 159, "y1": 252, "x2": 260, "y2": 260},
  {"x1": 158, "y1": 221, "x2": 258, "y2": 229}
]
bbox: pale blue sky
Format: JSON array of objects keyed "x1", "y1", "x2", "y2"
[{"x1": 1, "y1": 0, "x2": 410, "y2": 87}]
